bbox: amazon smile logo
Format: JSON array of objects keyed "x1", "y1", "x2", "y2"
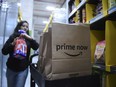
[
  {"x1": 64, "y1": 51, "x2": 82, "y2": 57},
  {"x1": 56, "y1": 43, "x2": 88, "y2": 57}
]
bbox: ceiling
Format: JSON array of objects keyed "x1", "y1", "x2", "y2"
[
  {"x1": 33, "y1": 0, "x2": 65, "y2": 40},
  {"x1": 1, "y1": 0, "x2": 66, "y2": 42}
]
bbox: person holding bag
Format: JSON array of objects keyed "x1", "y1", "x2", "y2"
[{"x1": 2, "y1": 20, "x2": 39, "y2": 87}]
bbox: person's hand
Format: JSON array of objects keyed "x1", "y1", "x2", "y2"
[
  {"x1": 20, "y1": 33, "x2": 33, "y2": 40},
  {"x1": 11, "y1": 37, "x2": 18, "y2": 46}
]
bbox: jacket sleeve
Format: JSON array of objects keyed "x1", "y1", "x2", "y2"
[
  {"x1": 2, "y1": 35, "x2": 15, "y2": 55},
  {"x1": 30, "y1": 39, "x2": 39, "y2": 50}
]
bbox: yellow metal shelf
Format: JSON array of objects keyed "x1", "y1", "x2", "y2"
[
  {"x1": 18, "y1": 7, "x2": 22, "y2": 22},
  {"x1": 43, "y1": 13, "x2": 53, "y2": 32},
  {"x1": 68, "y1": 0, "x2": 116, "y2": 87}
]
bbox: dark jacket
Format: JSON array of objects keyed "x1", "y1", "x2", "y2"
[{"x1": 2, "y1": 32, "x2": 39, "y2": 72}]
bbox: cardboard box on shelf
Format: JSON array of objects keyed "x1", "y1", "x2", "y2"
[{"x1": 38, "y1": 23, "x2": 92, "y2": 80}]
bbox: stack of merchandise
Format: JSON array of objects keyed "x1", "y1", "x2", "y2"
[
  {"x1": 93, "y1": 0, "x2": 103, "y2": 16},
  {"x1": 82, "y1": 8, "x2": 86, "y2": 23},
  {"x1": 77, "y1": 10, "x2": 81, "y2": 23},
  {"x1": 69, "y1": 0, "x2": 75, "y2": 13},
  {"x1": 69, "y1": 18, "x2": 75, "y2": 23}
]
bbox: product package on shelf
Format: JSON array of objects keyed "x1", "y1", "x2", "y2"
[
  {"x1": 38, "y1": 23, "x2": 92, "y2": 80},
  {"x1": 82, "y1": 8, "x2": 86, "y2": 23},
  {"x1": 93, "y1": 0, "x2": 103, "y2": 17},
  {"x1": 77, "y1": 10, "x2": 81, "y2": 23},
  {"x1": 94, "y1": 40, "x2": 105, "y2": 65},
  {"x1": 69, "y1": 0, "x2": 74, "y2": 13}
]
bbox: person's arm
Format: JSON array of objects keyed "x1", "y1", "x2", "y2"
[
  {"x1": 30, "y1": 39, "x2": 39, "y2": 50},
  {"x1": 20, "y1": 33, "x2": 39, "y2": 50},
  {"x1": 2, "y1": 35, "x2": 15, "y2": 55}
]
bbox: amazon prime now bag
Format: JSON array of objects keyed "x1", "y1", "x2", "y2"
[{"x1": 38, "y1": 23, "x2": 92, "y2": 80}]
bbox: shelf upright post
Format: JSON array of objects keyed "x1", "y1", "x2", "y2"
[
  {"x1": 105, "y1": 20, "x2": 116, "y2": 71},
  {"x1": 102, "y1": 0, "x2": 108, "y2": 16},
  {"x1": 43, "y1": 13, "x2": 53, "y2": 32},
  {"x1": 86, "y1": 3, "x2": 95, "y2": 23}
]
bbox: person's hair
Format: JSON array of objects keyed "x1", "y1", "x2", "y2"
[{"x1": 13, "y1": 20, "x2": 29, "y2": 35}]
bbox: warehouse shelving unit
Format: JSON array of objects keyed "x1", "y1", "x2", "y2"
[
  {"x1": 30, "y1": 0, "x2": 116, "y2": 87},
  {"x1": 68, "y1": 0, "x2": 116, "y2": 87},
  {"x1": 68, "y1": 0, "x2": 87, "y2": 23}
]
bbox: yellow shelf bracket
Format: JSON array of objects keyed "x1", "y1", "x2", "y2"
[{"x1": 43, "y1": 13, "x2": 53, "y2": 32}]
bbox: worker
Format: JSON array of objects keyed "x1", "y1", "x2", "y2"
[{"x1": 2, "y1": 20, "x2": 39, "y2": 87}]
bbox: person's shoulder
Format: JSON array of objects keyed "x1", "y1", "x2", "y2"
[
  {"x1": 11, "y1": 32, "x2": 20, "y2": 37},
  {"x1": 8, "y1": 33, "x2": 18, "y2": 40}
]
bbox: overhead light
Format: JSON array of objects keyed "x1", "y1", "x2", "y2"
[
  {"x1": 17, "y1": 3, "x2": 21, "y2": 7},
  {"x1": 43, "y1": 21, "x2": 48, "y2": 24},
  {"x1": 46, "y1": 6, "x2": 55, "y2": 11}
]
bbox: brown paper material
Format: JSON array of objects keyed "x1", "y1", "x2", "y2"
[{"x1": 38, "y1": 23, "x2": 92, "y2": 80}]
